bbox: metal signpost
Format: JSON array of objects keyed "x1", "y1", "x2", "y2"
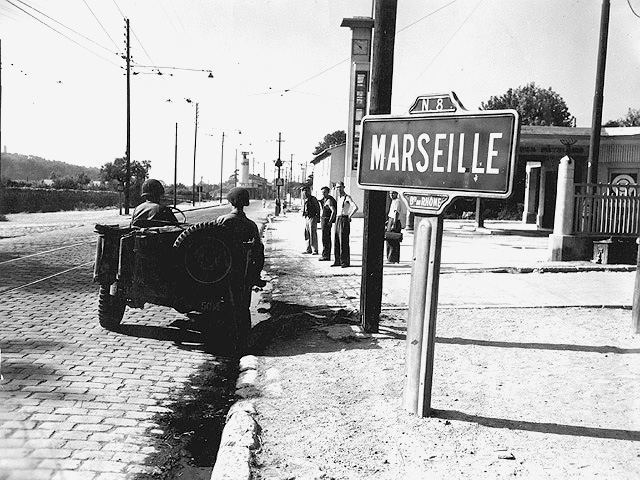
[{"x1": 357, "y1": 93, "x2": 520, "y2": 417}]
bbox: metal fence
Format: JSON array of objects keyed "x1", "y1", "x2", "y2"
[{"x1": 573, "y1": 183, "x2": 640, "y2": 236}]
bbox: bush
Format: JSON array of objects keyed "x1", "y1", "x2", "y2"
[{"x1": 3, "y1": 187, "x2": 119, "y2": 213}]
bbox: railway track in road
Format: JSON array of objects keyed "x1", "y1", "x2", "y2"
[
  {"x1": 0, "y1": 202, "x2": 266, "y2": 296},
  {"x1": 0, "y1": 240, "x2": 97, "y2": 295}
]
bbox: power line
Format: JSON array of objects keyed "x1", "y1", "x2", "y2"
[
  {"x1": 281, "y1": 1, "x2": 459, "y2": 95},
  {"x1": 131, "y1": 64, "x2": 213, "y2": 75},
  {"x1": 5, "y1": 0, "x2": 121, "y2": 67},
  {"x1": 627, "y1": 0, "x2": 640, "y2": 18},
  {"x1": 400, "y1": 0, "x2": 484, "y2": 100},
  {"x1": 12, "y1": 0, "x2": 119, "y2": 55},
  {"x1": 130, "y1": 27, "x2": 158, "y2": 67},
  {"x1": 397, "y1": 0, "x2": 458, "y2": 33},
  {"x1": 82, "y1": 0, "x2": 121, "y2": 53},
  {"x1": 111, "y1": 0, "x2": 125, "y2": 19}
]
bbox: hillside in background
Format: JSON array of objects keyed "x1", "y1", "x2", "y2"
[{"x1": 0, "y1": 153, "x2": 101, "y2": 182}]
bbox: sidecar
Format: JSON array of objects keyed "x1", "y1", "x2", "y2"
[{"x1": 93, "y1": 221, "x2": 254, "y2": 348}]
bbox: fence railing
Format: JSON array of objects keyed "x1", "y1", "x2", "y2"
[{"x1": 573, "y1": 183, "x2": 640, "y2": 236}]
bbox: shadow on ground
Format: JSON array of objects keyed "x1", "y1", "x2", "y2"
[
  {"x1": 432, "y1": 409, "x2": 640, "y2": 441},
  {"x1": 249, "y1": 300, "x2": 382, "y2": 356}
]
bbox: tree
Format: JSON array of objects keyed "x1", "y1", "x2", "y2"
[
  {"x1": 313, "y1": 130, "x2": 346, "y2": 155},
  {"x1": 100, "y1": 157, "x2": 151, "y2": 191},
  {"x1": 604, "y1": 108, "x2": 640, "y2": 127},
  {"x1": 481, "y1": 82, "x2": 575, "y2": 127}
]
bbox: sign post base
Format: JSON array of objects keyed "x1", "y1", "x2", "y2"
[{"x1": 402, "y1": 214, "x2": 443, "y2": 417}]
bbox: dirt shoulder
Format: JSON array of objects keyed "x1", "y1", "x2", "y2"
[
  {"x1": 246, "y1": 217, "x2": 640, "y2": 480},
  {"x1": 250, "y1": 306, "x2": 639, "y2": 480}
]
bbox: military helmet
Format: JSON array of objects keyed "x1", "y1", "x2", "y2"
[
  {"x1": 141, "y1": 179, "x2": 165, "y2": 199},
  {"x1": 227, "y1": 186, "x2": 250, "y2": 207}
]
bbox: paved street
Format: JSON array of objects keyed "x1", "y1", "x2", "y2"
[
  {"x1": 0, "y1": 201, "x2": 267, "y2": 480},
  {"x1": 1, "y1": 203, "x2": 639, "y2": 479}
]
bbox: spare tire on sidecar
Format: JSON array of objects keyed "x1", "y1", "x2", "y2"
[{"x1": 93, "y1": 221, "x2": 254, "y2": 350}]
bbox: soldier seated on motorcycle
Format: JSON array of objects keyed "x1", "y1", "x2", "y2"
[
  {"x1": 215, "y1": 187, "x2": 266, "y2": 288},
  {"x1": 131, "y1": 179, "x2": 179, "y2": 228}
]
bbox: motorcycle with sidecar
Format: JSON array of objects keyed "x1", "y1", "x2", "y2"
[{"x1": 93, "y1": 212, "x2": 259, "y2": 351}]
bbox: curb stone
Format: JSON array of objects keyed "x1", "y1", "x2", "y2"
[
  {"x1": 211, "y1": 217, "x2": 271, "y2": 480},
  {"x1": 210, "y1": 357, "x2": 262, "y2": 480}
]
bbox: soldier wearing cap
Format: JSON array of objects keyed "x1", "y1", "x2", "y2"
[{"x1": 131, "y1": 179, "x2": 179, "y2": 227}]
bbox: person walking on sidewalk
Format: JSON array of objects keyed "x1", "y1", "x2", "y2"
[
  {"x1": 318, "y1": 186, "x2": 336, "y2": 261},
  {"x1": 332, "y1": 181, "x2": 358, "y2": 268},
  {"x1": 385, "y1": 190, "x2": 405, "y2": 264},
  {"x1": 301, "y1": 186, "x2": 320, "y2": 255}
]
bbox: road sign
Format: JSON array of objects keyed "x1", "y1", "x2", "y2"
[
  {"x1": 275, "y1": 178, "x2": 284, "y2": 186},
  {"x1": 357, "y1": 95, "x2": 520, "y2": 214}
]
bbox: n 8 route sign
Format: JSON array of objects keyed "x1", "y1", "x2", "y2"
[{"x1": 357, "y1": 95, "x2": 520, "y2": 214}]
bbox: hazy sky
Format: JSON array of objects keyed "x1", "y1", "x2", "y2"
[{"x1": 2, "y1": 0, "x2": 640, "y2": 185}]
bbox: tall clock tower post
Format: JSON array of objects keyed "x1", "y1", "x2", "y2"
[{"x1": 340, "y1": 16, "x2": 373, "y2": 213}]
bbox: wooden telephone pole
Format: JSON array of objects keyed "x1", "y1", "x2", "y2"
[
  {"x1": 360, "y1": 0, "x2": 398, "y2": 333},
  {"x1": 124, "y1": 18, "x2": 131, "y2": 214}
]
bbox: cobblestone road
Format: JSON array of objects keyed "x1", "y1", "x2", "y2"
[{"x1": 0, "y1": 204, "x2": 269, "y2": 480}]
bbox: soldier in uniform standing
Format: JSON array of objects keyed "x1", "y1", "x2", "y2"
[{"x1": 214, "y1": 187, "x2": 265, "y2": 353}]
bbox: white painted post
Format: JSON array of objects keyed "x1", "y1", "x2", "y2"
[{"x1": 549, "y1": 155, "x2": 576, "y2": 260}]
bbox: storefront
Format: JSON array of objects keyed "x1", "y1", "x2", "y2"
[{"x1": 520, "y1": 125, "x2": 640, "y2": 229}]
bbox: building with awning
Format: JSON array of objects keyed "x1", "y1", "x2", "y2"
[{"x1": 520, "y1": 125, "x2": 640, "y2": 230}]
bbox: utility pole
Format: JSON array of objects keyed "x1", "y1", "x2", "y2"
[
  {"x1": 174, "y1": 123, "x2": 178, "y2": 208},
  {"x1": 587, "y1": 0, "x2": 610, "y2": 184},
  {"x1": 124, "y1": 18, "x2": 131, "y2": 214},
  {"x1": 0, "y1": 39, "x2": 3, "y2": 216},
  {"x1": 220, "y1": 132, "x2": 225, "y2": 204},
  {"x1": 274, "y1": 132, "x2": 284, "y2": 215},
  {"x1": 290, "y1": 153, "x2": 294, "y2": 201},
  {"x1": 360, "y1": 0, "x2": 397, "y2": 333},
  {"x1": 192, "y1": 103, "x2": 199, "y2": 206}
]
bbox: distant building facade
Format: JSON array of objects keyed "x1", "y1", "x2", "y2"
[{"x1": 310, "y1": 144, "x2": 346, "y2": 200}]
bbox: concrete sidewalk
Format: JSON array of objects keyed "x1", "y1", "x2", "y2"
[
  {"x1": 211, "y1": 211, "x2": 639, "y2": 479},
  {"x1": 264, "y1": 213, "x2": 636, "y2": 309}
]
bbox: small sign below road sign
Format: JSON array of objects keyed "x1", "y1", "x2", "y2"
[{"x1": 357, "y1": 93, "x2": 520, "y2": 214}]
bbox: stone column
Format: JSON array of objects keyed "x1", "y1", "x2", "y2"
[
  {"x1": 522, "y1": 163, "x2": 540, "y2": 224},
  {"x1": 553, "y1": 155, "x2": 575, "y2": 236},
  {"x1": 537, "y1": 166, "x2": 547, "y2": 228},
  {"x1": 548, "y1": 155, "x2": 588, "y2": 260}
]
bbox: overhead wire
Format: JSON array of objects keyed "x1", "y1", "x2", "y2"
[
  {"x1": 82, "y1": 0, "x2": 121, "y2": 53},
  {"x1": 5, "y1": 0, "x2": 121, "y2": 67},
  {"x1": 277, "y1": 0, "x2": 459, "y2": 97},
  {"x1": 399, "y1": 0, "x2": 484, "y2": 100},
  {"x1": 628, "y1": 0, "x2": 640, "y2": 18},
  {"x1": 12, "y1": 0, "x2": 119, "y2": 56}
]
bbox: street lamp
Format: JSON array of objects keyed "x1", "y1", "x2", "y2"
[{"x1": 192, "y1": 102, "x2": 199, "y2": 206}]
